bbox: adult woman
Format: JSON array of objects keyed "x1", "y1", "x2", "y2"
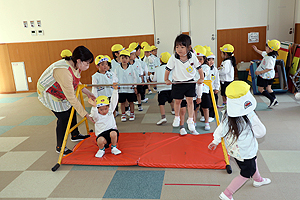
[{"x1": 37, "y1": 46, "x2": 95, "y2": 155}]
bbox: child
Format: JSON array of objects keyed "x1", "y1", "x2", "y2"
[
  {"x1": 111, "y1": 44, "x2": 124, "y2": 71},
  {"x1": 165, "y1": 34, "x2": 204, "y2": 132},
  {"x1": 150, "y1": 45, "x2": 160, "y2": 91},
  {"x1": 150, "y1": 52, "x2": 175, "y2": 125},
  {"x1": 218, "y1": 44, "x2": 236, "y2": 108},
  {"x1": 89, "y1": 83, "x2": 121, "y2": 158},
  {"x1": 113, "y1": 49, "x2": 137, "y2": 122},
  {"x1": 144, "y1": 45, "x2": 155, "y2": 94},
  {"x1": 104, "y1": 55, "x2": 112, "y2": 70},
  {"x1": 208, "y1": 81, "x2": 270, "y2": 200},
  {"x1": 253, "y1": 40, "x2": 280, "y2": 107},
  {"x1": 92, "y1": 55, "x2": 117, "y2": 99}
]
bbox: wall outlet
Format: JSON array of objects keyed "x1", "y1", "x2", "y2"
[
  {"x1": 38, "y1": 30, "x2": 44, "y2": 36},
  {"x1": 31, "y1": 30, "x2": 37, "y2": 36},
  {"x1": 28, "y1": 77, "x2": 32, "y2": 82}
]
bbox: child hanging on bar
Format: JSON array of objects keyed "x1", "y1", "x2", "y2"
[{"x1": 89, "y1": 83, "x2": 121, "y2": 158}]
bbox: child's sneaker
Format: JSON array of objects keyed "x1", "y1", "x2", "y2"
[
  {"x1": 180, "y1": 128, "x2": 187, "y2": 135},
  {"x1": 134, "y1": 101, "x2": 138, "y2": 105},
  {"x1": 253, "y1": 178, "x2": 271, "y2": 187},
  {"x1": 218, "y1": 103, "x2": 226, "y2": 108},
  {"x1": 141, "y1": 98, "x2": 148, "y2": 103},
  {"x1": 187, "y1": 118, "x2": 195, "y2": 131},
  {"x1": 95, "y1": 149, "x2": 105, "y2": 158},
  {"x1": 208, "y1": 117, "x2": 214, "y2": 123},
  {"x1": 148, "y1": 90, "x2": 152, "y2": 94},
  {"x1": 200, "y1": 116, "x2": 205, "y2": 122},
  {"x1": 157, "y1": 118, "x2": 167, "y2": 125},
  {"x1": 56, "y1": 146, "x2": 73, "y2": 155},
  {"x1": 172, "y1": 117, "x2": 180, "y2": 127},
  {"x1": 129, "y1": 114, "x2": 135, "y2": 121},
  {"x1": 125, "y1": 110, "x2": 131, "y2": 116},
  {"x1": 205, "y1": 124, "x2": 210, "y2": 131},
  {"x1": 138, "y1": 106, "x2": 143, "y2": 111},
  {"x1": 111, "y1": 147, "x2": 122, "y2": 155},
  {"x1": 190, "y1": 130, "x2": 200, "y2": 135},
  {"x1": 171, "y1": 110, "x2": 175, "y2": 115},
  {"x1": 71, "y1": 134, "x2": 90, "y2": 142},
  {"x1": 115, "y1": 111, "x2": 119, "y2": 117},
  {"x1": 121, "y1": 115, "x2": 127, "y2": 122},
  {"x1": 219, "y1": 192, "x2": 234, "y2": 200}
]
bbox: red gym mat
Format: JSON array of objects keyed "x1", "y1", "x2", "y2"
[{"x1": 62, "y1": 132, "x2": 226, "y2": 169}]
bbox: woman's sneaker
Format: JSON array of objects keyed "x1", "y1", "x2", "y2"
[
  {"x1": 71, "y1": 134, "x2": 90, "y2": 142},
  {"x1": 253, "y1": 178, "x2": 271, "y2": 187},
  {"x1": 56, "y1": 146, "x2": 73, "y2": 155}
]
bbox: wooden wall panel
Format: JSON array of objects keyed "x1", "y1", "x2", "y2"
[
  {"x1": 7, "y1": 42, "x2": 51, "y2": 91},
  {"x1": 0, "y1": 44, "x2": 15, "y2": 93},
  {"x1": 217, "y1": 26, "x2": 267, "y2": 68},
  {"x1": 182, "y1": 32, "x2": 189, "y2": 35},
  {"x1": 0, "y1": 34, "x2": 154, "y2": 93},
  {"x1": 295, "y1": 23, "x2": 300, "y2": 44}
]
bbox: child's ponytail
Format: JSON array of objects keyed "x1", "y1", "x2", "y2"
[{"x1": 226, "y1": 52, "x2": 236, "y2": 68}]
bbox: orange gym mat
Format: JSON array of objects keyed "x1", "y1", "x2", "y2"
[{"x1": 62, "y1": 132, "x2": 227, "y2": 169}]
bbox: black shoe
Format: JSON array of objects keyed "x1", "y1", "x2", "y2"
[
  {"x1": 104, "y1": 143, "x2": 109, "y2": 148},
  {"x1": 71, "y1": 134, "x2": 90, "y2": 142},
  {"x1": 56, "y1": 146, "x2": 73, "y2": 155}
]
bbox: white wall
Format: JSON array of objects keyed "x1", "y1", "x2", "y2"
[
  {"x1": 0, "y1": 0, "x2": 154, "y2": 43},
  {"x1": 180, "y1": 0, "x2": 189, "y2": 32},
  {"x1": 216, "y1": 0, "x2": 268, "y2": 29},
  {"x1": 296, "y1": 0, "x2": 300, "y2": 23}
]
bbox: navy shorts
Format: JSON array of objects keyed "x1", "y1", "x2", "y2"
[
  {"x1": 118, "y1": 93, "x2": 137, "y2": 103},
  {"x1": 172, "y1": 80, "x2": 196, "y2": 99},
  {"x1": 257, "y1": 76, "x2": 274, "y2": 88},
  {"x1": 158, "y1": 90, "x2": 173, "y2": 105},
  {"x1": 200, "y1": 93, "x2": 213, "y2": 108},
  {"x1": 180, "y1": 100, "x2": 198, "y2": 111},
  {"x1": 96, "y1": 129, "x2": 119, "y2": 145},
  {"x1": 235, "y1": 156, "x2": 257, "y2": 178},
  {"x1": 221, "y1": 81, "x2": 232, "y2": 96}
]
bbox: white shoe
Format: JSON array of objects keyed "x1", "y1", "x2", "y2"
[
  {"x1": 125, "y1": 110, "x2": 130, "y2": 116},
  {"x1": 172, "y1": 117, "x2": 180, "y2": 127},
  {"x1": 208, "y1": 117, "x2": 214, "y2": 123},
  {"x1": 253, "y1": 178, "x2": 271, "y2": 187},
  {"x1": 138, "y1": 106, "x2": 143, "y2": 111},
  {"x1": 157, "y1": 118, "x2": 167, "y2": 125},
  {"x1": 115, "y1": 111, "x2": 119, "y2": 117},
  {"x1": 180, "y1": 128, "x2": 187, "y2": 135},
  {"x1": 171, "y1": 110, "x2": 175, "y2": 115},
  {"x1": 219, "y1": 192, "x2": 234, "y2": 200},
  {"x1": 134, "y1": 101, "x2": 138, "y2": 105},
  {"x1": 205, "y1": 124, "x2": 210, "y2": 131},
  {"x1": 129, "y1": 114, "x2": 135, "y2": 121},
  {"x1": 95, "y1": 149, "x2": 105, "y2": 158},
  {"x1": 187, "y1": 118, "x2": 195, "y2": 131},
  {"x1": 111, "y1": 147, "x2": 122, "y2": 155},
  {"x1": 148, "y1": 90, "x2": 152, "y2": 94},
  {"x1": 190, "y1": 130, "x2": 200, "y2": 135},
  {"x1": 200, "y1": 116, "x2": 205, "y2": 122},
  {"x1": 141, "y1": 98, "x2": 148, "y2": 103},
  {"x1": 121, "y1": 115, "x2": 127, "y2": 122}
]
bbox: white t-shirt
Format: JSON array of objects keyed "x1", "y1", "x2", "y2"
[
  {"x1": 151, "y1": 64, "x2": 172, "y2": 92},
  {"x1": 111, "y1": 59, "x2": 120, "y2": 72},
  {"x1": 113, "y1": 64, "x2": 137, "y2": 93},
  {"x1": 256, "y1": 51, "x2": 276, "y2": 80},
  {"x1": 201, "y1": 64, "x2": 220, "y2": 94},
  {"x1": 218, "y1": 59, "x2": 234, "y2": 82},
  {"x1": 144, "y1": 55, "x2": 156, "y2": 73},
  {"x1": 92, "y1": 71, "x2": 118, "y2": 98},
  {"x1": 130, "y1": 60, "x2": 143, "y2": 83},
  {"x1": 166, "y1": 53, "x2": 201, "y2": 82}
]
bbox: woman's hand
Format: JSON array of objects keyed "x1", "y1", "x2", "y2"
[
  {"x1": 85, "y1": 113, "x2": 95, "y2": 123},
  {"x1": 113, "y1": 82, "x2": 118, "y2": 90},
  {"x1": 88, "y1": 98, "x2": 97, "y2": 107},
  {"x1": 165, "y1": 80, "x2": 172, "y2": 85},
  {"x1": 208, "y1": 142, "x2": 217, "y2": 150},
  {"x1": 197, "y1": 78, "x2": 204, "y2": 84},
  {"x1": 255, "y1": 71, "x2": 260, "y2": 75}
]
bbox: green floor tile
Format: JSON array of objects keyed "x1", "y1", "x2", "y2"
[
  {"x1": 72, "y1": 165, "x2": 118, "y2": 171},
  {"x1": 18, "y1": 116, "x2": 56, "y2": 126},
  {"x1": 27, "y1": 93, "x2": 38, "y2": 97},
  {"x1": 0, "y1": 97, "x2": 23, "y2": 103},
  {"x1": 0, "y1": 126, "x2": 15, "y2": 135}
]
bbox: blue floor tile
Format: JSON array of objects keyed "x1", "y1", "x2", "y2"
[
  {"x1": 0, "y1": 97, "x2": 23, "y2": 103},
  {"x1": 0, "y1": 126, "x2": 15, "y2": 135},
  {"x1": 256, "y1": 102, "x2": 271, "y2": 111},
  {"x1": 103, "y1": 170, "x2": 165, "y2": 199},
  {"x1": 145, "y1": 93, "x2": 156, "y2": 99},
  {"x1": 18, "y1": 116, "x2": 56, "y2": 126},
  {"x1": 27, "y1": 92, "x2": 38, "y2": 97},
  {"x1": 72, "y1": 165, "x2": 118, "y2": 171}
]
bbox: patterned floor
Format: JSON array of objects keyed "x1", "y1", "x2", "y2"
[{"x1": 0, "y1": 89, "x2": 300, "y2": 200}]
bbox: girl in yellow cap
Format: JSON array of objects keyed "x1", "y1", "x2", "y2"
[
  {"x1": 252, "y1": 40, "x2": 280, "y2": 107},
  {"x1": 208, "y1": 81, "x2": 271, "y2": 200},
  {"x1": 111, "y1": 44, "x2": 124, "y2": 71},
  {"x1": 89, "y1": 83, "x2": 121, "y2": 158},
  {"x1": 218, "y1": 44, "x2": 236, "y2": 108}
]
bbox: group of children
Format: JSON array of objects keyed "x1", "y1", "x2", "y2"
[{"x1": 83, "y1": 34, "x2": 281, "y2": 200}]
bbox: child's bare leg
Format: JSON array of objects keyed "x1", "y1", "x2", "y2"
[
  {"x1": 121, "y1": 103, "x2": 125, "y2": 113},
  {"x1": 174, "y1": 99, "x2": 182, "y2": 117},
  {"x1": 110, "y1": 131, "x2": 118, "y2": 146},
  {"x1": 97, "y1": 137, "x2": 107, "y2": 149},
  {"x1": 186, "y1": 97, "x2": 194, "y2": 119},
  {"x1": 159, "y1": 105, "x2": 165, "y2": 117},
  {"x1": 170, "y1": 100, "x2": 174, "y2": 111},
  {"x1": 180, "y1": 107, "x2": 186, "y2": 126},
  {"x1": 203, "y1": 108, "x2": 209, "y2": 123},
  {"x1": 137, "y1": 93, "x2": 141, "y2": 104},
  {"x1": 194, "y1": 107, "x2": 199, "y2": 122},
  {"x1": 129, "y1": 102, "x2": 134, "y2": 114}
]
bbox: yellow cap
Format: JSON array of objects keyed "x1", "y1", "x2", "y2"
[
  {"x1": 267, "y1": 40, "x2": 281, "y2": 51},
  {"x1": 220, "y1": 44, "x2": 234, "y2": 53},
  {"x1": 144, "y1": 45, "x2": 152, "y2": 52},
  {"x1": 194, "y1": 45, "x2": 207, "y2": 56},
  {"x1": 139, "y1": 49, "x2": 145, "y2": 59},
  {"x1": 94, "y1": 55, "x2": 109, "y2": 65},
  {"x1": 104, "y1": 55, "x2": 111, "y2": 63},
  {"x1": 119, "y1": 49, "x2": 130, "y2": 57},
  {"x1": 61, "y1": 49, "x2": 72, "y2": 58},
  {"x1": 206, "y1": 51, "x2": 215, "y2": 59},
  {"x1": 127, "y1": 47, "x2": 136, "y2": 54},
  {"x1": 151, "y1": 45, "x2": 158, "y2": 50},
  {"x1": 129, "y1": 42, "x2": 138, "y2": 50},
  {"x1": 141, "y1": 41, "x2": 149, "y2": 48},
  {"x1": 226, "y1": 81, "x2": 250, "y2": 99},
  {"x1": 160, "y1": 52, "x2": 171, "y2": 63},
  {"x1": 96, "y1": 95, "x2": 110, "y2": 107},
  {"x1": 204, "y1": 45, "x2": 211, "y2": 52},
  {"x1": 111, "y1": 44, "x2": 124, "y2": 52}
]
